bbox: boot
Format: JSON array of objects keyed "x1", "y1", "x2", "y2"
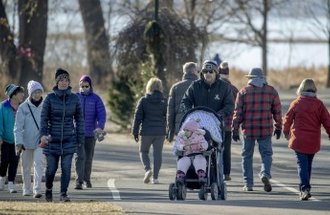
[
  {"x1": 176, "y1": 170, "x2": 185, "y2": 184},
  {"x1": 197, "y1": 170, "x2": 206, "y2": 184}
]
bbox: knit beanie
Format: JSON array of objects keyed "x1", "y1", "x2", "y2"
[
  {"x1": 79, "y1": 75, "x2": 93, "y2": 89},
  {"x1": 5, "y1": 84, "x2": 23, "y2": 98},
  {"x1": 55, "y1": 68, "x2": 70, "y2": 83},
  {"x1": 27, "y1": 80, "x2": 44, "y2": 96},
  {"x1": 183, "y1": 118, "x2": 199, "y2": 132}
]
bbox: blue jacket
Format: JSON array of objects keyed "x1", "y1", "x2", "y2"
[
  {"x1": 40, "y1": 86, "x2": 84, "y2": 155},
  {"x1": 76, "y1": 91, "x2": 106, "y2": 137},
  {"x1": 0, "y1": 100, "x2": 16, "y2": 144}
]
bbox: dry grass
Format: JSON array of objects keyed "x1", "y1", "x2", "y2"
[{"x1": 0, "y1": 201, "x2": 125, "y2": 215}]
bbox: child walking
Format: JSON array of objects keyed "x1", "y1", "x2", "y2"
[{"x1": 283, "y1": 78, "x2": 330, "y2": 201}]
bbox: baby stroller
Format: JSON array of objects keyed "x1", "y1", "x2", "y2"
[{"x1": 168, "y1": 107, "x2": 227, "y2": 201}]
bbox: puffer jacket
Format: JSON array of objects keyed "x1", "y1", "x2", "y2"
[
  {"x1": 0, "y1": 100, "x2": 16, "y2": 144},
  {"x1": 40, "y1": 86, "x2": 84, "y2": 155},
  {"x1": 132, "y1": 90, "x2": 167, "y2": 136},
  {"x1": 14, "y1": 98, "x2": 43, "y2": 149},
  {"x1": 173, "y1": 128, "x2": 208, "y2": 156},
  {"x1": 167, "y1": 73, "x2": 198, "y2": 140},
  {"x1": 77, "y1": 91, "x2": 106, "y2": 137}
]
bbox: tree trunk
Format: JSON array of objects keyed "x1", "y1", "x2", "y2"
[
  {"x1": 0, "y1": 0, "x2": 17, "y2": 82},
  {"x1": 18, "y1": 0, "x2": 48, "y2": 88},
  {"x1": 78, "y1": 0, "x2": 113, "y2": 86}
]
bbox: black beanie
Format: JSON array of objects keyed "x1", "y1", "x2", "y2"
[{"x1": 55, "y1": 68, "x2": 69, "y2": 80}]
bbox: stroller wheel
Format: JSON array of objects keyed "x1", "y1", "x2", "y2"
[
  {"x1": 198, "y1": 184, "x2": 208, "y2": 201},
  {"x1": 210, "y1": 183, "x2": 219, "y2": 200},
  {"x1": 219, "y1": 182, "x2": 227, "y2": 200},
  {"x1": 176, "y1": 183, "x2": 186, "y2": 200},
  {"x1": 168, "y1": 183, "x2": 176, "y2": 200}
]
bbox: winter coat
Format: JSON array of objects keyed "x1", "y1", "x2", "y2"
[
  {"x1": 173, "y1": 128, "x2": 208, "y2": 156},
  {"x1": 132, "y1": 90, "x2": 167, "y2": 136},
  {"x1": 0, "y1": 100, "x2": 16, "y2": 144},
  {"x1": 14, "y1": 98, "x2": 43, "y2": 149},
  {"x1": 283, "y1": 95, "x2": 330, "y2": 154},
  {"x1": 77, "y1": 91, "x2": 106, "y2": 137},
  {"x1": 167, "y1": 73, "x2": 198, "y2": 140},
  {"x1": 40, "y1": 86, "x2": 84, "y2": 155},
  {"x1": 180, "y1": 78, "x2": 234, "y2": 118}
]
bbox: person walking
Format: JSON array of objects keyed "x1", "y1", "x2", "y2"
[
  {"x1": 40, "y1": 68, "x2": 84, "y2": 202},
  {"x1": 14, "y1": 80, "x2": 45, "y2": 198},
  {"x1": 180, "y1": 60, "x2": 234, "y2": 119},
  {"x1": 75, "y1": 75, "x2": 106, "y2": 190},
  {"x1": 132, "y1": 77, "x2": 167, "y2": 184},
  {"x1": 0, "y1": 84, "x2": 25, "y2": 193},
  {"x1": 167, "y1": 62, "x2": 199, "y2": 142},
  {"x1": 283, "y1": 78, "x2": 330, "y2": 200},
  {"x1": 232, "y1": 68, "x2": 282, "y2": 192},
  {"x1": 218, "y1": 61, "x2": 239, "y2": 181}
]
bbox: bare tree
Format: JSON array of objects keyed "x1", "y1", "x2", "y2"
[
  {"x1": 304, "y1": 0, "x2": 330, "y2": 87},
  {"x1": 78, "y1": 0, "x2": 113, "y2": 85},
  {"x1": 0, "y1": 0, "x2": 48, "y2": 89}
]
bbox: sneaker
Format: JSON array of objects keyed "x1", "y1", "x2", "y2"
[
  {"x1": 243, "y1": 185, "x2": 253, "y2": 191},
  {"x1": 0, "y1": 177, "x2": 5, "y2": 191},
  {"x1": 85, "y1": 181, "x2": 92, "y2": 188},
  {"x1": 143, "y1": 170, "x2": 152, "y2": 184},
  {"x1": 34, "y1": 193, "x2": 42, "y2": 198},
  {"x1": 224, "y1": 175, "x2": 231, "y2": 181},
  {"x1": 300, "y1": 190, "x2": 311, "y2": 201},
  {"x1": 261, "y1": 176, "x2": 272, "y2": 192},
  {"x1": 151, "y1": 178, "x2": 159, "y2": 184},
  {"x1": 60, "y1": 193, "x2": 71, "y2": 202},
  {"x1": 45, "y1": 189, "x2": 53, "y2": 202},
  {"x1": 8, "y1": 181, "x2": 17, "y2": 193},
  {"x1": 74, "y1": 183, "x2": 83, "y2": 190},
  {"x1": 23, "y1": 190, "x2": 32, "y2": 196}
]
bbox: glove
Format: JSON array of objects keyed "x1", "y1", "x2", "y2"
[
  {"x1": 232, "y1": 131, "x2": 240, "y2": 142},
  {"x1": 134, "y1": 134, "x2": 139, "y2": 143},
  {"x1": 274, "y1": 129, "x2": 281, "y2": 139}
]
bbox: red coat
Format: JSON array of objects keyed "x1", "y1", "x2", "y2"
[{"x1": 283, "y1": 96, "x2": 330, "y2": 154}]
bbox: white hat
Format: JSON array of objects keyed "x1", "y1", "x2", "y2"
[{"x1": 27, "y1": 80, "x2": 43, "y2": 96}]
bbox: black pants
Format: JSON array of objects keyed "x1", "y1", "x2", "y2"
[
  {"x1": 0, "y1": 142, "x2": 20, "y2": 182},
  {"x1": 223, "y1": 131, "x2": 232, "y2": 176}
]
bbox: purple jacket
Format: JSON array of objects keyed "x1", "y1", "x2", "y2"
[{"x1": 77, "y1": 92, "x2": 106, "y2": 137}]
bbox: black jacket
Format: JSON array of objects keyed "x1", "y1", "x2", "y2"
[
  {"x1": 132, "y1": 90, "x2": 167, "y2": 136},
  {"x1": 180, "y1": 78, "x2": 234, "y2": 118}
]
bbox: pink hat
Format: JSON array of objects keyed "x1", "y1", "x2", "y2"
[{"x1": 183, "y1": 119, "x2": 199, "y2": 132}]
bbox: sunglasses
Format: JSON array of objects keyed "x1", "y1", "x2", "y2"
[
  {"x1": 81, "y1": 85, "x2": 90, "y2": 88},
  {"x1": 202, "y1": 70, "x2": 215, "y2": 74}
]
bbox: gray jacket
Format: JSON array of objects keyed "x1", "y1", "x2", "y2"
[
  {"x1": 167, "y1": 73, "x2": 198, "y2": 141},
  {"x1": 14, "y1": 98, "x2": 43, "y2": 149}
]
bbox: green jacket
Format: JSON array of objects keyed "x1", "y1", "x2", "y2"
[{"x1": 0, "y1": 100, "x2": 16, "y2": 144}]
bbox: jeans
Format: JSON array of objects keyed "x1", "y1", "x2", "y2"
[
  {"x1": 295, "y1": 151, "x2": 315, "y2": 192},
  {"x1": 223, "y1": 131, "x2": 232, "y2": 175},
  {"x1": 241, "y1": 136, "x2": 273, "y2": 186},
  {"x1": 139, "y1": 136, "x2": 164, "y2": 179},
  {"x1": 75, "y1": 137, "x2": 96, "y2": 184},
  {"x1": 45, "y1": 153, "x2": 73, "y2": 193},
  {"x1": 0, "y1": 142, "x2": 20, "y2": 182}
]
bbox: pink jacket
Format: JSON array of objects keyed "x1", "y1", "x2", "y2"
[
  {"x1": 283, "y1": 96, "x2": 330, "y2": 154},
  {"x1": 174, "y1": 128, "x2": 208, "y2": 156}
]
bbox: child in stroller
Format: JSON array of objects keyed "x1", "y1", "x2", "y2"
[{"x1": 173, "y1": 118, "x2": 208, "y2": 184}]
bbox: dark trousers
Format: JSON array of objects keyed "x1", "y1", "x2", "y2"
[
  {"x1": 75, "y1": 137, "x2": 96, "y2": 184},
  {"x1": 0, "y1": 142, "x2": 20, "y2": 182},
  {"x1": 45, "y1": 153, "x2": 73, "y2": 194},
  {"x1": 223, "y1": 131, "x2": 232, "y2": 176},
  {"x1": 295, "y1": 151, "x2": 315, "y2": 192}
]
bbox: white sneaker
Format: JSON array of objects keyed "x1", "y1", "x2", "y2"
[
  {"x1": 151, "y1": 178, "x2": 159, "y2": 184},
  {"x1": 143, "y1": 170, "x2": 152, "y2": 184},
  {"x1": 8, "y1": 181, "x2": 17, "y2": 193},
  {"x1": 23, "y1": 190, "x2": 32, "y2": 196},
  {"x1": 0, "y1": 177, "x2": 5, "y2": 191}
]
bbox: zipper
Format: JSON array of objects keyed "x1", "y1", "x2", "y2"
[{"x1": 60, "y1": 93, "x2": 66, "y2": 155}]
